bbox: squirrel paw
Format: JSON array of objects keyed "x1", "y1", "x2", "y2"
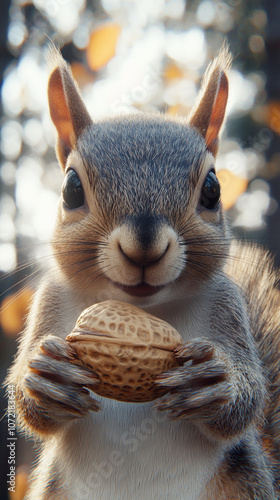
[
  {"x1": 154, "y1": 338, "x2": 234, "y2": 420},
  {"x1": 24, "y1": 335, "x2": 100, "y2": 421}
]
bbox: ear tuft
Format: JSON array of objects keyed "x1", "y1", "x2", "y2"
[
  {"x1": 188, "y1": 43, "x2": 232, "y2": 157},
  {"x1": 47, "y1": 45, "x2": 92, "y2": 169},
  {"x1": 201, "y1": 43, "x2": 232, "y2": 90},
  {"x1": 46, "y1": 43, "x2": 65, "y2": 74}
]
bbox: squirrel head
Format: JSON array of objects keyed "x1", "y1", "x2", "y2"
[{"x1": 48, "y1": 47, "x2": 231, "y2": 305}]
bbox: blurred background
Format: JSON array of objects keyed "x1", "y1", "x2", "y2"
[{"x1": 0, "y1": 0, "x2": 279, "y2": 498}]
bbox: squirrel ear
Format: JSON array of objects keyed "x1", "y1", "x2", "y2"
[
  {"x1": 47, "y1": 50, "x2": 92, "y2": 169},
  {"x1": 188, "y1": 46, "x2": 232, "y2": 157}
]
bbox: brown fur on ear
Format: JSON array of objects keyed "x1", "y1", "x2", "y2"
[
  {"x1": 47, "y1": 47, "x2": 92, "y2": 169},
  {"x1": 189, "y1": 45, "x2": 232, "y2": 157}
]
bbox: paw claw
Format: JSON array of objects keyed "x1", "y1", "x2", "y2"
[
  {"x1": 40, "y1": 335, "x2": 76, "y2": 361},
  {"x1": 24, "y1": 334, "x2": 101, "y2": 420},
  {"x1": 154, "y1": 339, "x2": 234, "y2": 422},
  {"x1": 174, "y1": 338, "x2": 215, "y2": 364}
]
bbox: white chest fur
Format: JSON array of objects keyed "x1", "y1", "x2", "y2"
[{"x1": 56, "y1": 398, "x2": 223, "y2": 500}]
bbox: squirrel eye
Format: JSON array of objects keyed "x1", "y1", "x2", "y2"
[
  {"x1": 200, "y1": 170, "x2": 220, "y2": 210},
  {"x1": 62, "y1": 169, "x2": 84, "y2": 209}
]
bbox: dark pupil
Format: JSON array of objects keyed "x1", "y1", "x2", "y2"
[
  {"x1": 201, "y1": 171, "x2": 220, "y2": 210},
  {"x1": 62, "y1": 169, "x2": 84, "y2": 209}
]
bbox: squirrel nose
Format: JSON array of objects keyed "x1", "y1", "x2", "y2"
[
  {"x1": 119, "y1": 242, "x2": 169, "y2": 267},
  {"x1": 118, "y1": 215, "x2": 170, "y2": 267}
]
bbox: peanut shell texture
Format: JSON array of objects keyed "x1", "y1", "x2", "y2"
[{"x1": 66, "y1": 300, "x2": 183, "y2": 402}]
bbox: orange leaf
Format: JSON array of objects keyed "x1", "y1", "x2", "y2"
[
  {"x1": 167, "y1": 104, "x2": 190, "y2": 116},
  {"x1": 164, "y1": 62, "x2": 184, "y2": 81},
  {"x1": 167, "y1": 104, "x2": 180, "y2": 115},
  {"x1": 0, "y1": 287, "x2": 33, "y2": 337},
  {"x1": 266, "y1": 101, "x2": 280, "y2": 135},
  {"x1": 217, "y1": 169, "x2": 248, "y2": 211},
  {"x1": 9, "y1": 466, "x2": 30, "y2": 500},
  {"x1": 71, "y1": 62, "x2": 95, "y2": 88},
  {"x1": 87, "y1": 23, "x2": 121, "y2": 71}
]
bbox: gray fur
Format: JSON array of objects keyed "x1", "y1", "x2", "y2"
[{"x1": 78, "y1": 114, "x2": 206, "y2": 225}]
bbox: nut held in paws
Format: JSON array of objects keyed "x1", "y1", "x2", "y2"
[{"x1": 66, "y1": 300, "x2": 183, "y2": 402}]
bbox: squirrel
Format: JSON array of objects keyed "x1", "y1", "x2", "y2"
[{"x1": 5, "y1": 46, "x2": 280, "y2": 500}]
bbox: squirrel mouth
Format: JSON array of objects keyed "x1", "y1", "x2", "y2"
[{"x1": 113, "y1": 282, "x2": 165, "y2": 297}]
